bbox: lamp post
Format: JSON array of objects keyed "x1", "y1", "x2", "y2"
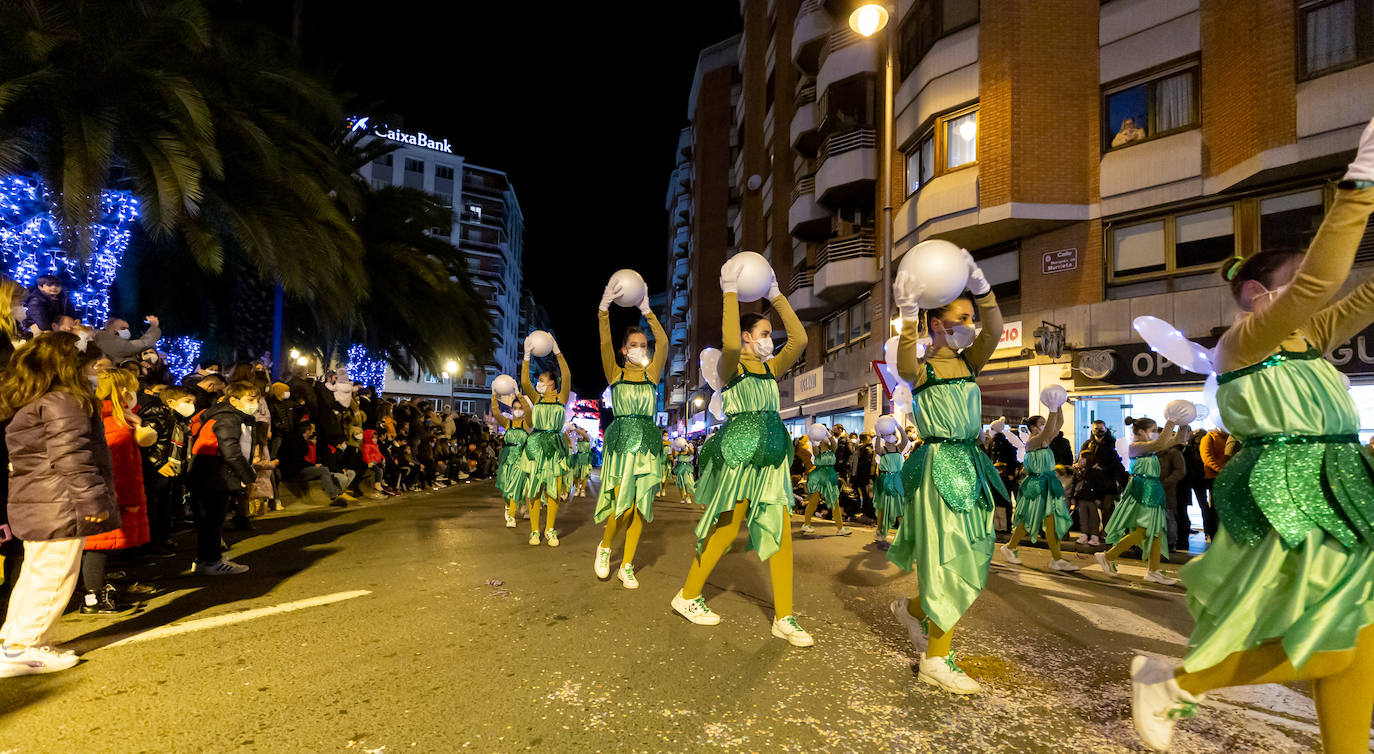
[{"x1": 849, "y1": 3, "x2": 895, "y2": 338}]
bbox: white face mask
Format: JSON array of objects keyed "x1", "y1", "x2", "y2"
[
  {"x1": 240, "y1": 401, "x2": 260, "y2": 416},
  {"x1": 282, "y1": 391, "x2": 291, "y2": 400},
  {"x1": 625, "y1": 346, "x2": 648, "y2": 366},
  {"x1": 537, "y1": 383, "x2": 552, "y2": 395},
  {"x1": 174, "y1": 402, "x2": 195, "y2": 417},
  {"x1": 938, "y1": 322, "x2": 976, "y2": 350},
  {"x1": 1254, "y1": 283, "x2": 1289, "y2": 310},
  {"x1": 115, "y1": 328, "x2": 131, "y2": 339},
  {"x1": 751, "y1": 336, "x2": 774, "y2": 360}
]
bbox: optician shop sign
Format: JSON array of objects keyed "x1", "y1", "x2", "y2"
[
  {"x1": 1073, "y1": 324, "x2": 1374, "y2": 387},
  {"x1": 348, "y1": 116, "x2": 453, "y2": 154}
]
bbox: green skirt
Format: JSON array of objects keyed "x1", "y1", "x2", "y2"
[
  {"x1": 496, "y1": 446, "x2": 527, "y2": 504},
  {"x1": 806, "y1": 465, "x2": 840, "y2": 508},
  {"x1": 1181, "y1": 527, "x2": 1374, "y2": 671},
  {"x1": 692, "y1": 460, "x2": 791, "y2": 561},
  {"x1": 1104, "y1": 475, "x2": 1167, "y2": 557},
  {"x1": 673, "y1": 460, "x2": 696, "y2": 497},
  {"x1": 888, "y1": 442, "x2": 1000, "y2": 632},
  {"x1": 519, "y1": 431, "x2": 569, "y2": 501},
  {"x1": 569, "y1": 452, "x2": 592, "y2": 482},
  {"x1": 1011, "y1": 473, "x2": 1073, "y2": 545},
  {"x1": 595, "y1": 448, "x2": 659, "y2": 523},
  {"x1": 874, "y1": 471, "x2": 904, "y2": 533}
]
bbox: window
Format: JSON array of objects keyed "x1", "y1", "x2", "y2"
[
  {"x1": 458, "y1": 400, "x2": 474, "y2": 414},
  {"x1": 404, "y1": 158, "x2": 425, "y2": 189},
  {"x1": 822, "y1": 297, "x2": 872, "y2": 354},
  {"x1": 976, "y1": 245, "x2": 1020, "y2": 301},
  {"x1": 422, "y1": 371, "x2": 442, "y2": 384},
  {"x1": 903, "y1": 105, "x2": 975, "y2": 195},
  {"x1": 1174, "y1": 207, "x2": 1236, "y2": 269},
  {"x1": 434, "y1": 165, "x2": 454, "y2": 180},
  {"x1": 1104, "y1": 64, "x2": 1198, "y2": 150},
  {"x1": 848, "y1": 299, "x2": 869, "y2": 342},
  {"x1": 1111, "y1": 220, "x2": 1167, "y2": 278},
  {"x1": 897, "y1": 0, "x2": 980, "y2": 81},
  {"x1": 943, "y1": 110, "x2": 977, "y2": 169},
  {"x1": 370, "y1": 154, "x2": 393, "y2": 187},
  {"x1": 1299, "y1": 0, "x2": 1374, "y2": 79},
  {"x1": 1260, "y1": 189, "x2": 1324, "y2": 254},
  {"x1": 904, "y1": 133, "x2": 935, "y2": 195},
  {"x1": 1108, "y1": 204, "x2": 1238, "y2": 282}
]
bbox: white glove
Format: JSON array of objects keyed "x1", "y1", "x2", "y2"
[
  {"x1": 523, "y1": 335, "x2": 535, "y2": 360},
  {"x1": 1344, "y1": 115, "x2": 1374, "y2": 183},
  {"x1": 989, "y1": 417, "x2": 1006, "y2": 434},
  {"x1": 963, "y1": 249, "x2": 991, "y2": 296},
  {"x1": 767, "y1": 275, "x2": 782, "y2": 301},
  {"x1": 719, "y1": 258, "x2": 742, "y2": 294},
  {"x1": 638, "y1": 296, "x2": 653, "y2": 317},
  {"x1": 551, "y1": 337, "x2": 561, "y2": 355},
  {"x1": 892, "y1": 271, "x2": 924, "y2": 321},
  {"x1": 599, "y1": 281, "x2": 622, "y2": 311}
]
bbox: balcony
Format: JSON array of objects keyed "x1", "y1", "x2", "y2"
[
  {"x1": 671, "y1": 323, "x2": 687, "y2": 346},
  {"x1": 671, "y1": 355, "x2": 686, "y2": 375},
  {"x1": 815, "y1": 231, "x2": 878, "y2": 302},
  {"x1": 792, "y1": 0, "x2": 830, "y2": 75},
  {"x1": 790, "y1": 84, "x2": 821, "y2": 156},
  {"x1": 817, "y1": 26, "x2": 878, "y2": 100},
  {"x1": 677, "y1": 127, "x2": 692, "y2": 158},
  {"x1": 671, "y1": 292, "x2": 687, "y2": 316},
  {"x1": 674, "y1": 226, "x2": 691, "y2": 253},
  {"x1": 676, "y1": 193, "x2": 691, "y2": 220},
  {"x1": 673, "y1": 258, "x2": 688, "y2": 286},
  {"x1": 678, "y1": 165, "x2": 692, "y2": 189},
  {"x1": 787, "y1": 267, "x2": 828, "y2": 321},
  {"x1": 788, "y1": 174, "x2": 830, "y2": 240},
  {"x1": 815, "y1": 128, "x2": 876, "y2": 206}
]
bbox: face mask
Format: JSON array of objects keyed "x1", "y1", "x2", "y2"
[
  {"x1": 174, "y1": 402, "x2": 195, "y2": 417},
  {"x1": 240, "y1": 401, "x2": 260, "y2": 416},
  {"x1": 116, "y1": 328, "x2": 131, "y2": 339},
  {"x1": 88, "y1": 375, "x2": 99, "y2": 389},
  {"x1": 1254, "y1": 283, "x2": 1289, "y2": 309},
  {"x1": 751, "y1": 336, "x2": 774, "y2": 360},
  {"x1": 940, "y1": 323, "x2": 976, "y2": 350},
  {"x1": 1147, "y1": 430, "x2": 1160, "y2": 442},
  {"x1": 537, "y1": 383, "x2": 552, "y2": 395},
  {"x1": 626, "y1": 346, "x2": 648, "y2": 366},
  {"x1": 12, "y1": 305, "x2": 25, "y2": 323}
]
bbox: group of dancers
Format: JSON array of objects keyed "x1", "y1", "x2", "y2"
[{"x1": 485, "y1": 117, "x2": 1374, "y2": 752}]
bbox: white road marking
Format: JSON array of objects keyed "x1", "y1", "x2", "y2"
[
  {"x1": 1043, "y1": 595, "x2": 1189, "y2": 645},
  {"x1": 101, "y1": 590, "x2": 372, "y2": 649}
]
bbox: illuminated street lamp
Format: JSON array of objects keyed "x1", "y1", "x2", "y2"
[
  {"x1": 296, "y1": 355, "x2": 308, "y2": 366},
  {"x1": 848, "y1": 4, "x2": 889, "y2": 37},
  {"x1": 444, "y1": 359, "x2": 460, "y2": 375},
  {"x1": 289, "y1": 348, "x2": 301, "y2": 360},
  {"x1": 693, "y1": 396, "x2": 705, "y2": 409}
]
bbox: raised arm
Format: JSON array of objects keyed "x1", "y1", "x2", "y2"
[
  {"x1": 893, "y1": 271, "x2": 929, "y2": 389},
  {"x1": 769, "y1": 287, "x2": 808, "y2": 376},
  {"x1": 1028, "y1": 406, "x2": 1064, "y2": 451},
  {"x1": 555, "y1": 350, "x2": 571, "y2": 404},
  {"x1": 1129, "y1": 421, "x2": 1179, "y2": 457},
  {"x1": 597, "y1": 309, "x2": 621, "y2": 384},
  {"x1": 964, "y1": 291, "x2": 1003, "y2": 374},
  {"x1": 520, "y1": 357, "x2": 536, "y2": 400},
  {"x1": 490, "y1": 394, "x2": 508, "y2": 429},
  {"x1": 719, "y1": 291, "x2": 741, "y2": 386},
  {"x1": 1300, "y1": 186, "x2": 1374, "y2": 354},
  {"x1": 643, "y1": 305, "x2": 669, "y2": 383}
]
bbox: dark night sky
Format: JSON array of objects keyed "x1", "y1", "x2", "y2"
[{"x1": 247, "y1": 1, "x2": 741, "y2": 395}]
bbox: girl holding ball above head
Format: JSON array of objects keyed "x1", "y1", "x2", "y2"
[
  {"x1": 519, "y1": 332, "x2": 572, "y2": 547},
  {"x1": 672, "y1": 439, "x2": 697, "y2": 505},
  {"x1": 1130, "y1": 118, "x2": 1374, "y2": 754},
  {"x1": 567, "y1": 425, "x2": 592, "y2": 499},
  {"x1": 886, "y1": 247, "x2": 1009, "y2": 694},
  {"x1": 1093, "y1": 415, "x2": 1180, "y2": 585},
  {"x1": 801, "y1": 425, "x2": 848, "y2": 536},
  {"x1": 593, "y1": 275, "x2": 668, "y2": 588},
  {"x1": 999, "y1": 395, "x2": 1079, "y2": 573},
  {"x1": 871, "y1": 417, "x2": 909, "y2": 550},
  {"x1": 491, "y1": 386, "x2": 530, "y2": 528},
  {"x1": 670, "y1": 254, "x2": 812, "y2": 647}
]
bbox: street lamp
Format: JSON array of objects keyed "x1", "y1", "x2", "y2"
[
  {"x1": 295, "y1": 355, "x2": 308, "y2": 366},
  {"x1": 693, "y1": 396, "x2": 705, "y2": 409},
  {"x1": 848, "y1": 3, "x2": 896, "y2": 343},
  {"x1": 444, "y1": 359, "x2": 460, "y2": 374},
  {"x1": 289, "y1": 348, "x2": 300, "y2": 360}
]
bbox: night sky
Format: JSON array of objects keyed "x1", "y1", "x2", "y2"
[{"x1": 242, "y1": 0, "x2": 741, "y2": 395}]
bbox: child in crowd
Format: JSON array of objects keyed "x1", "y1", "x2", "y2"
[{"x1": 21, "y1": 275, "x2": 77, "y2": 336}]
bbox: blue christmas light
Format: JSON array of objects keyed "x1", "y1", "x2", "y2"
[
  {"x1": 156, "y1": 336, "x2": 203, "y2": 381},
  {"x1": 346, "y1": 343, "x2": 388, "y2": 393},
  {"x1": 0, "y1": 175, "x2": 140, "y2": 326}
]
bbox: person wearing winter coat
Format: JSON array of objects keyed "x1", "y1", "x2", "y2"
[
  {"x1": 80, "y1": 368, "x2": 158, "y2": 614},
  {"x1": 0, "y1": 332, "x2": 117, "y2": 677},
  {"x1": 91, "y1": 315, "x2": 161, "y2": 363},
  {"x1": 20, "y1": 276, "x2": 78, "y2": 336},
  {"x1": 1156, "y1": 428, "x2": 1190, "y2": 555},
  {"x1": 186, "y1": 382, "x2": 259, "y2": 575},
  {"x1": 140, "y1": 386, "x2": 194, "y2": 557}
]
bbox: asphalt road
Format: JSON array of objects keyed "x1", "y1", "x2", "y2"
[{"x1": 0, "y1": 476, "x2": 1346, "y2": 753}]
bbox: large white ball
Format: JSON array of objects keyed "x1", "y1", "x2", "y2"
[
  {"x1": 1165, "y1": 399, "x2": 1198, "y2": 425},
  {"x1": 526, "y1": 330, "x2": 554, "y2": 358},
  {"x1": 609, "y1": 269, "x2": 647, "y2": 308},
  {"x1": 1039, "y1": 384, "x2": 1068, "y2": 411},
  {"x1": 807, "y1": 423, "x2": 830, "y2": 444},
  {"x1": 672, "y1": 437, "x2": 687, "y2": 451},
  {"x1": 875, "y1": 416, "x2": 898, "y2": 438},
  {"x1": 492, "y1": 374, "x2": 517, "y2": 397},
  {"x1": 897, "y1": 239, "x2": 969, "y2": 309},
  {"x1": 732, "y1": 251, "x2": 774, "y2": 303}
]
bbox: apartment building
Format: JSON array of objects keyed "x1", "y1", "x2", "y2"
[{"x1": 357, "y1": 119, "x2": 525, "y2": 413}]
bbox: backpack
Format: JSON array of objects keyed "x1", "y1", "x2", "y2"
[{"x1": 188, "y1": 409, "x2": 222, "y2": 458}]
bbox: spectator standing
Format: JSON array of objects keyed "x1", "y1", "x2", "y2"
[
  {"x1": 1049, "y1": 430, "x2": 1074, "y2": 466},
  {"x1": 1156, "y1": 427, "x2": 1189, "y2": 556},
  {"x1": 1179, "y1": 429, "x2": 1208, "y2": 551},
  {"x1": 1068, "y1": 450, "x2": 1107, "y2": 545},
  {"x1": 1198, "y1": 428, "x2": 1232, "y2": 542},
  {"x1": 91, "y1": 315, "x2": 161, "y2": 362},
  {"x1": 852, "y1": 434, "x2": 875, "y2": 520},
  {"x1": 0, "y1": 278, "x2": 25, "y2": 602},
  {"x1": 1080, "y1": 419, "x2": 1126, "y2": 519},
  {"x1": 186, "y1": 382, "x2": 258, "y2": 575},
  {"x1": 139, "y1": 386, "x2": 195, "y2": 558}
]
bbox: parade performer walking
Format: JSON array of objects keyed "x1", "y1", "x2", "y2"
[
  {"x1": 492, "y1": 387, "x2": 530, "y2": 528},
  {"x1": 801, "y1": 426, "x2": 849, "y2": 536},
  {"x1": 567, "y1": 425, "x2": 593, "y2": 499},
  {"x1": 871, "y1": 417, "x2": 909, "y2": 550},
  {"x1": 1131, "y1": 119, "x2": 1374, "y2": 754},
  {"x1": 672, "y1": 439, "x2": 697, "y2": 505},
  {"x1": 886, "y1": 248, "x2": 1008, "y2": 694},
  {"x1": 519, "y1": 333, "x2": 571, "y2": 547},
  {"x1": 1093, "y1": 416, "x2": 1180, "y2": 585},
  {"x1": 670, "y1": 256, "x2": 813, "y2": 647},
  {"x1": 593, "y1": 278, "x2": 667, "y2": 587},
  {"x1": 1000, "y1": 399, "x2": 1079, "y2": 573}
]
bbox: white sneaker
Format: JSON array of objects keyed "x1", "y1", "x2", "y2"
[
  {"x1": 0, "y1": 645, "x2": 78, "y2": 677},
  {"x1": 195, "y1": 559, "x2": 249, "y2": 576},
  {"x1": 918, "y1": 652, "x2": 982, "y2": 694},
  {"x1": 504, "y1": 511, "x2": 516, "y2": 528},
  {"x1": 617, "y1": 564, "x2": 639, "y2": 589},
  {"x1": 1131, "y1": 654, "x2": 1202, "y2": 752},
  {"x1": 835, "y1": 527, "x2": 853, "y2": 536},
  {"x1": 800, "y1": 524, "x2": 815, "y2": 534},
  {"x1": 545, "y1": 528, "x2": 559, "y2": 547},
  {"x1": 1145, "y1": 570, "x2": 1179, "y2": 586},
  {"x1": 771, "y1": 615, "x2": 814, "y2": 647},
  {"x1": 671, "y1": 590, "x2": 721, "y2": 625},
  {"x1": 594, "y1": 546, "x2": 612, "y2": 579},
  {"x1": 1000, "y1": 545, "x2": 1022, "y2": 565},
  {"x1": 1050, "y1": 558, "x2": 1080, "y2": 572},
  {"x1": 1094, "y1": 552, "x2": 1124, "y2": 579},
  {"x1": 889, "y1": 598, "x2": 929, "y2": 654},
  {"x1": 1088, "y1": 535, "x2": 1102, "y2": 546},
  {"x1": 528, "y1": 531, "x2": 541, "y2": 546}
]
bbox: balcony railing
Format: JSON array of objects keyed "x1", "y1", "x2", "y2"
[
  {"x1": 818, "y1": 128, "x2": 877, "y2": 164},
  {"x1": 792, "y1": 174, "x2": 816, "y2": 201},
  {"x1": 789, "y1": 268, "x2": 815, "y2": 295},
  {"x1": 818, "y1": 231, "x2": 877, "y2": 267},
  {"x1": 797, "y1": 82, "x2": 817, "y2": 105}
]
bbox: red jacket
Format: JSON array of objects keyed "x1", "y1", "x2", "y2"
[
  {"x1": 361, "y1": 429, "x2": 384, "y2": 465},
  {"x1": 84, "y1": 401, "x2": 150, "y2": 551}
]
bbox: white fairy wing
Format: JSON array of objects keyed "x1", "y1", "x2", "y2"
[
  {"x1": 1132, "y1": 316, "x2": 1215, "y2": 375},
  {"x1": 699, "y1": 347, "x2": 724, "y2": 392}
]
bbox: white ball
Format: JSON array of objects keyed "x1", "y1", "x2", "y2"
[
  {"x1": 875, "y1": 416, "x2": 898, "y2": 437},
  {"x1": 731, "y1": 251, "x2": 774, "y2": 303},
  {"x1": 526, "y1": 330, "x2": 554, "y2": 358},
  {"x1": 1039, "y1": 385, "x2": 1068, "y2": 411},
  {"x1": 1165, "y1": 399, "x2": 1197, "y2": 425},
  {"x1": 609, "y1": 269, "x2": 647, "y2": 308},
  {"x1": 897, "y1": 239, "x2": 969, "y2": 309},
  {"x1": 672, "y1": 437, "x2": 687, "y2": 451},
  {"x1": 807, "y1": 423, "x2": 829, "y2": 444},
  {"x1": 492, "y1": 374, "x2": 517, "y2": 396}
]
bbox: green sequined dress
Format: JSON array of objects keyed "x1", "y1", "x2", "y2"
[
  {"x1": 805, "y1": 450, "x2": 840, "y2": 508},
  {"x1": 594, "y1": 379, "x2": 663, "y2": 522},
  {"x1": 673, "y1": 451, "x2": 697, "y2": 498},
  {"x1": 874, "y1": 448, "x2": 905, "y2": 533},
  {"x1": 496, "y1": 426, "x2": 529, "y2": 504},
  {"x1": 693, "y1": 369, "x2": 794, "y2": 561},
  {"x1": 888, "y1": 359, "x2": 1009, "y2": 632},
  {"x1": 1011, "y1": 447, "x2": 1073, "y2": 544},
  {"x1": 519, "y1": 401, "x2": 570, "y2": 501},
  {"x1": 1103, "y1": 455, "x2": 1167, "y2": 556},
  {"x1": 1181, "y1": 346, "x2": 1374, "y2": 672},
  {"x1": 570, "y1": 439, "x2": 592, "y2": 483}
]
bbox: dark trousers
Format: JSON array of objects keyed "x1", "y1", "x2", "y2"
[
  {"x1": 144, "y1": 472, "x2": 173, "y2": 546},
  {"x1": 194, "y1": 488, "x2": 231, "y2": 564},
  {"x1": 1198, "y1": 478, "x2": 1218, "y2": 539}
]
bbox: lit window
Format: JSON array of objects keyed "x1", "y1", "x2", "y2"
[
  {"x1": 944, "y1": 111, "x2": 977, "y2": 170},
  {"x1": 1104, "y1": 65, "x2": 1198, "y2": 150}
]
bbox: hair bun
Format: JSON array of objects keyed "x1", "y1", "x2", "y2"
[{"x1": 1123, "y1": 416, "x2": 1136, "y2": 427}]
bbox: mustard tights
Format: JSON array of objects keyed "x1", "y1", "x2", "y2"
[
  {"x1": 599, "y1": 508, "x2": 644, "y2": 564},
  {"x1": 681, "y1": 500, "x2": 794, "y2": 618}
]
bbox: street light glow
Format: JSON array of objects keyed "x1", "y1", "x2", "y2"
[
  {"x1": 295, "y1": 355, "x2": 308, "y2": 366},
  {"x1": 959, "y1": 120, "x2": 977, "y2": 142},
  {"x1": 289, "y1": 348, "x2": 300, "y2": 360},
  {"x1": 849, "y1": 4, "x2": 889, "y2": 37},
  {"x1": 444, "y1": 359, "x2": 460, "y2": 374},
  {"x1": 693, "y1": 397, "x2": 704, "y2": 408}
]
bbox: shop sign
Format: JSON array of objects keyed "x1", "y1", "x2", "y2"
[
  {"x1": 995, "y1": 320, "x2": 1023, "y2": 352},
  {"x1": 1043, "y1": 248, "x2": 1078, "y2": 274},
  {"x1": 794, "y1": 366, "x2": 825, "y2": 401},
  {"x1": 348, "y1": 116, "x2": 454, "y2": 154}
]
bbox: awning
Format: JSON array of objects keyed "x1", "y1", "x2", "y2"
[
  {"x1": 798, "y1": 392, "x2": 861, "y2": 416},
  {"x1": 779, "y1": 406, "x2": 801, "y2": 419}
]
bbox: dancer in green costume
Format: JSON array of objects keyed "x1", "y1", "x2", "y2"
[
  {"x1": 671, "y1": 441, "x2": 697, "y2": 504},
  {"x1": 670, "y1": 258, "x2": 814, "y2": 648},
  {"x1": 1094, "y1": 416, "x2": 1180, "y2": 583},
  {"x1": 592, "y1": 277, "x2": 667, "y2": 588},
  {"x1": 801, "y1": 432, "x2": 849, "y2": 536},
  {"x1": 1001, "y1": 407, "x2": 1079, "y2": 573},
  {"x1": 492, "y1": 390, "x2": 530, "y2": 528},
  {"x1": 871, "y1": 424, "x2": 909, "y2": 550},
  {"x1": 1131, "y1": 122, "x2": 1374, "y2": 753},
  {"x1": 885, "y1": 248, "x2": 1006, "y2": 695},
  {"x1": 567, "y1": 425, "x2": 592, "y2": 498},
  {"x1": 519, "y1": 334, "x2": 571, "y2": 547}
]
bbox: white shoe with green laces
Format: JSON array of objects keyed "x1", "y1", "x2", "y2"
[
  {"x1": 671, "y1": 590, "x2": 720, "y2": 625},
  {"x1": 918, "y1": 652, "x2": 982, "y2": 694},
  {"x1": 771, "y1": 615, "x2": 814, "y2": 647},
  {"x1": 889, "y1": 598, "x2": 929, "y2": 654},
  {"x1": 1131, "y1": 654, "x2": 1202, "y2": 752},
  {"x1": 617, "y1": 563, "x2": 639, "y2": 589},
  {"x1": 545, "y1": 528, "x2": 559, "y2": 547},
  {"x1": 594, "y1": 546, "x2": 612, "y2": 579},
  {"x1": 528, "y1": 531, "x2": 540, "y2": 546}
]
